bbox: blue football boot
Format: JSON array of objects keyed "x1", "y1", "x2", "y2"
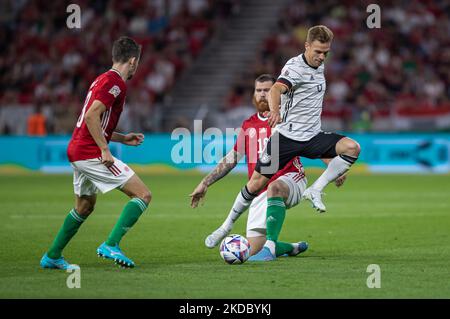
[
  {"x1": 97, "y1": 242, "x2": 135, "y2": 268},
  {"x1": 40, "y1": 253, "x2": 80, "y2": 270},
  {"x1": 279, "y1": 241, "x2": 309, "y2": 257},
  {"x1": 248, "y1": 246, "x2": 276, "y2": 262},
  {"x1": 288, "y1": 241, "x2": 309, "y2": 256}
]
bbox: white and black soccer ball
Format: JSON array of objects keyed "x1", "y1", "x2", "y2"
[{"x1": 219, "y1": 234, "x2": 250, "y2": 265}]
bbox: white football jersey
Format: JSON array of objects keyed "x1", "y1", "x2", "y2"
[{"x1": 276, "y1": 54, "x2": 326, "y2": 141}]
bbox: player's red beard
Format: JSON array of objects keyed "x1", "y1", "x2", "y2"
[{"x1": 253, "y1": 95, "x2": 270, "y2": 113}]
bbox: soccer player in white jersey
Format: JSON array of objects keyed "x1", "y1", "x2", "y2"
[
  {"x1": 40, "y1": 37, "x2": 151, "y2": 269},
  {"x1": 215, "y1": 25, "x2": 360, "y2": 261},
  {"x1": 190, "y1": 74, "x2": 346, "y2": 259}
]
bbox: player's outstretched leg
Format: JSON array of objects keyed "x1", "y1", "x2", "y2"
[
  {"x1": 41, "y1": 195, "x2": 95, "y2": 270},
  {"x1": 98, "y1": 175, "x2": 151, "y2": 268},
  {"x1": 304, "y1": 137, "x2": 360, "y2": 212}
]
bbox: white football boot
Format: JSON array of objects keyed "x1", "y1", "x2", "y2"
[
  {"x1": 303, "y1": 188, "x2": 326, "y2": 213},
  {"x1": 205, "y1": 227, "x2": 230, "y2": 248}
]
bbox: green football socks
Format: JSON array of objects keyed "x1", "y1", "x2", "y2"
[
  {"x1": 106, "y1": 197, "x2": 148, "y2": 246},
  {"x1": 266, "y1": 197, "x2": 286, "y2": 242},
  {"x1": 47, "y1": 209, "x2": 86, "y2": 259},
  {"x1": 265, "y1": 197, "x2": 290, "y2": 256}
]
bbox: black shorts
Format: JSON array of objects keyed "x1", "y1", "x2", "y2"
[{"x1": 255, "y1": 131, "x2": 346, "y2": 178}]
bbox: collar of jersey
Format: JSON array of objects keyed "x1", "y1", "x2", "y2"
[
  {"x1": 301, "y1": 54, "x2": 318, "y2": 70},
  {"x1": 109, "y1": 68, "x2": 122, "y2": 77},
  {"x1": 257, "y1": 112, "x2": 268, "y2": 121}
]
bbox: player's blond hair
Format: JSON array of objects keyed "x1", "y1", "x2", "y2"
[{"x1": 306, "y1": 25, "x2": 334, "y2": 43}]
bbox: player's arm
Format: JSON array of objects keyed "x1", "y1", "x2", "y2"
[
  {"x1": 111, "y1": 132, "x2": 144, "y2": 146},
  {"x1": 190, "y1": 149, "x2": 244, "y2": 208},
  {"x1": 84, "y1": 100, "x2": 114, "y2": 167},
  {"x1": 267, "y1": 82, "x2": 288, "y2": 128},
  {"x1": 321, "y1": 158, "x2": 347, "y2": 187}
]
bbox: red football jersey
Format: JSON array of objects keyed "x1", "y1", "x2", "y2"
[
  {"x1": 67, "y1": 69, "x2": 127, "y2": 162},
  {"x1": 233, "y1": 112, "x2": 305, "y2": 192}
]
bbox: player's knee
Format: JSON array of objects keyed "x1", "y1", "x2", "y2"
[
  {"x1": 267, "y1": 181, "x2": 284, "y2": 197},
  {"x1": 76, "y1": 203, "x2": 95, "y2": 217},
  {"x1": 340, "y1": 138, "x2": 361, "y2": 157},
  {"x1": 140, "y1": 190, "x2": 152, "y2": 205}
]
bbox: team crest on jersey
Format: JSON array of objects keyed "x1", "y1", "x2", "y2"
[
  {"x1": 284, "y1": 70, "x2": 289, "y2": 76},
  {"x1": 109, "y1": 85, "x2": 121, "y2": 98}
]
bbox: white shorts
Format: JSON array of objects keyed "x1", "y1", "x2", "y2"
[
  {"x1": 246, "y1": 172, "x2": 307, "y2": 238},
  {"x1": 71, "y1": 156, "x2": 135, "y2": 196}
]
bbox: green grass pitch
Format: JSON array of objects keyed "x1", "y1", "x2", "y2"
[{"x1": 0, "y1": 171, "x2": 449, "y2": 298}]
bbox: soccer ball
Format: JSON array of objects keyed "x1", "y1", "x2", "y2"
[{"x1": 219, "y1": 234, "x2": 250, "y2": 264}]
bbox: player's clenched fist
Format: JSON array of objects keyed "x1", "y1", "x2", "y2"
[
  {"x1": 190, "y1": 182, "x2": 208, "y2": 208},
  {"x1": 123, "y1": 133, "x2": 144, "y2": 146}
]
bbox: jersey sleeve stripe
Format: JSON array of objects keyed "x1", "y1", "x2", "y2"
[{"x1": 277, "y1": 78, "x2": 292, "y2": 89}]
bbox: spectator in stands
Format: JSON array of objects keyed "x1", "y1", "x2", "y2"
[
  {"x1": 0, "y1": 0, "x2": 242, "y2": 134},
  {"x1": 27, "y1": 103, "x2": 47, "y2": 136}
]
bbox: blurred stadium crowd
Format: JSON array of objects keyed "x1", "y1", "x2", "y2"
[
  {"x1": 0, "y1": 0, "x2": 449, "y2": 135},
  {"x1": 0, "y1": 0, "x2": 241, "y2": 135}
]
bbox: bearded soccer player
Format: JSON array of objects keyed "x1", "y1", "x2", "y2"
[
  {"x1": 40, "y1": 37, "x2": 151, "y2": 269},
  {"x1": 190, "y1": 74, "x2": 346, "y2": 258}
]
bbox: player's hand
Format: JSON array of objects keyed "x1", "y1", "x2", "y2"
[
  {"x1": 189, "y1": 182, "x2": 208, "y2": 208},
  {"x1": 123, "y1": 133, "x2": 144, "y2": 146},
  {"x1": 268, "y1": 111, "x2": 281, "y2": 128},
  {"x1": 101, "y1": 148, "x2": 114, "y2": 168},
  {"x1": 335, "y1": 174, "x2": 347, "y2": 187}
]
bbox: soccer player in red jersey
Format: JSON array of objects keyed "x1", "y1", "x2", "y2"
[{"x1": 41, "y1": 37, "x2": 150, "y2": 269}]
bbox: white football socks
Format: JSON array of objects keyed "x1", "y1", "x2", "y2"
[
  {"x1": 264, "y1": 240, "x2": 276, "y2": 256},
  {"x1": 312, "y1": 155, "x2": 357, "y2": 192},
  {"x1": 221, "y1": 186, "x2": 257, "y2": 232}
]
